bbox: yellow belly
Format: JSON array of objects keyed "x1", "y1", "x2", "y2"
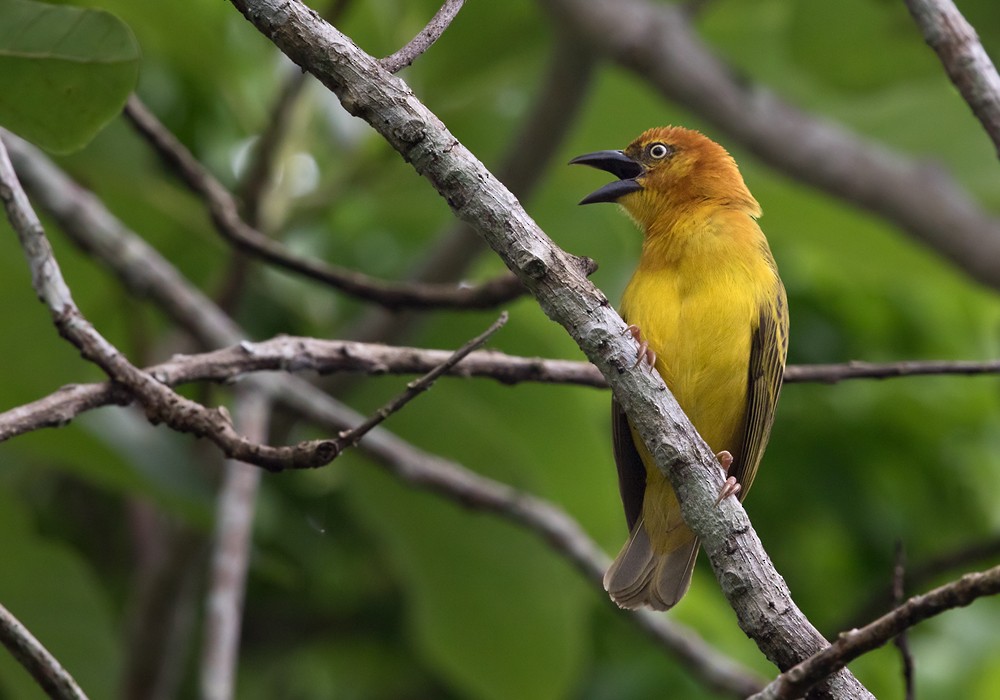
[{"x1": 620, "y1": 257, "x2": 757, "y2": 553}]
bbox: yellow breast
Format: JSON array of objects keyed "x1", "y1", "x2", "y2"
[{"x1": 620, "y1": 208, "x2": 771, "y2": 455}]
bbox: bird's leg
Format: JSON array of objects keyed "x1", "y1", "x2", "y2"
[
  {"x1": 623, "y1": 324, "x2": 656, "y2": 369},
  {"x1": 713, "y1": 450, "x2": 741, "y2": 504}
]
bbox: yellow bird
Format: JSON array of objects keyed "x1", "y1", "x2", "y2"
[{"x1": 571, "y1": 126, "x2": 788, "y2": 610}]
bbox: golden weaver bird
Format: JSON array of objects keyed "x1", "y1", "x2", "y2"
[{"x1": 571, "y1": 126, "x2": 788, "y2": 610}]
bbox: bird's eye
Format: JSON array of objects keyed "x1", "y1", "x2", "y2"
[{"x1": 647, "y1": 143, "x2": 671, "y2": 159}]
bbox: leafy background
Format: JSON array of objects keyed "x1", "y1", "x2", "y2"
[{"x1": 2, "y1": 0, "x2": 1000, "y2": 698}]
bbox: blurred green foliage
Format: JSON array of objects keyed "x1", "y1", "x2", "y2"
[{"x1": 1, "y1": 0, "x2": 1000, "y2": 698}]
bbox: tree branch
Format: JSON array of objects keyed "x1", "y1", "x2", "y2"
[
  {"x1": 4, "y1": 320, "x2": 1000, "y2": 443},
  {"x1": 782, "y1": 358, "x2": 1000, "y2": 383},
  {"x1": 123, "y1": 95, "x2": 532, "y2": 311},
  {"x1": 904, "y1": 0, "x2": 1000, "y2": 158},
  {"x1": 200, "y1": 391, "x2": 269, "y2": 700},
  {"x1": 0, "y1": 602, "x2": 88, "y2": 700},
  {"x1": 0, "y1": 131, "x2": 336, "y2": 470},
  {"x1": 539, "y1": 0, "x2": 1000, "y2": 292},
  {"x1": 224, "y1": 2, "x2": 871, "y2": 695},
  {"x1": 379, "y1": 0, "x2": 465, "y2": 74},
  {"x1": 750, "y1": 564, "x2": 1000, "y2": 700}
]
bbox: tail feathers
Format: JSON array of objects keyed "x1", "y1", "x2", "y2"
[{"x1": 603, "y1": 520, "x2": 699, "y2": 611}]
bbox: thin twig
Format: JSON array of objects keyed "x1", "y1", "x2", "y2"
[
  {"x1": 893, "y1": 542, "x2": 916, "y2": 700},
  {"x1": 0, "y1": 602, "x2": 89, "y2": 700},
  {"x1": 379, "y1": 0, "x2": 465, "y2": 73},
  {"x1": 749, "y1": 564, "x2": 1000, "y2": 700},
  {"x1": 782, "y1": 358, "x2": 1000, "y2": 383},
  {"x1": 3, "y1": 136, "x2": 503, "y2": 470},
  {"x1": 123, "y1": 95, "x2": 528, "y2": 311},
  {"x1": 335, "y1": 312, "x2": 507, "y2": 448},
  {"x1": 904, "y1": 0, "x2": 1000, "y2": 158}
]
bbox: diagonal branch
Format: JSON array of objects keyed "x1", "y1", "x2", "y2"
[
  {"x1": 750, "y1": 564, "x2": 1000, "y2": 700},
  {"x1": 0, "y1": 602, "x2": 88, "y2": 700},
  {"x1": 904, "y1": 0, "x2": 1000, "y2": 158},
  {"x1": 225, "y1": 2, "x2": 871, "y2": 696},
  {"x1": 379, "y1": 0, "x2": 465, "y2": 73},
  {"x1": 123, "y1": 95, "x2": 531, "y2": 311}
]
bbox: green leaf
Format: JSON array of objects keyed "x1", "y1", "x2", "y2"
[{"x1": 0, "y1": 0, "x2": 139, "y2": 153}]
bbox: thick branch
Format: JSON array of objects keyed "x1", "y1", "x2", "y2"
[
  {"x1": 224, "y1": 2, "x2": 870, "y2": 695},
  {"x1": 540, "y1": 0, "x2": 1000, "y2": 292},
  {"x1": 751, "y1": 564, "x2": 1000, "y2": 699},
  {"x1": 904, "y1": 0, "x2": 1000, "y2": 158}
]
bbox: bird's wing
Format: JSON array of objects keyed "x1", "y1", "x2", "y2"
[
  {"x1": 611, "y1": 397, "x2": 647, "y2": 532},
  {"x1": 733, "y1": 282, "x2": 789, "y2": 497}
]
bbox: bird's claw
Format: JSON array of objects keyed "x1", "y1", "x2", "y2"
[
  {"x1": 623, "y1": 324, "x2": 656, "y2": 370},
  {"x1": 713, "y1": 450, "x2": 741, "y2": 505}
]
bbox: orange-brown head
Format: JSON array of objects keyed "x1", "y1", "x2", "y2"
[{"x1": 570, "y1": 126, "x2": 760, "y2": 234}]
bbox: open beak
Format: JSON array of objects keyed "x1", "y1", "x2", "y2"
[{"x1": 569, "y1": 150, "x2": 643, "y2": 205}]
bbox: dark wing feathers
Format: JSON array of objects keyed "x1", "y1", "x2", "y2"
[
  {"x1": 611, "y1": 397, "x2": 646, "y2": 531},
  {"x1": 732, "y1": 283, "x2": 789, "y2": 497}
]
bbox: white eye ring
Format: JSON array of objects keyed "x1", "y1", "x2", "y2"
[{"x1": 648, "y1": 143, "x2": 669, "y2": 159}]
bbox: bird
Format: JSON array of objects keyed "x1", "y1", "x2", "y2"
[{"x1": 570, "y1": 126, "x2": 788, "y2": 610}]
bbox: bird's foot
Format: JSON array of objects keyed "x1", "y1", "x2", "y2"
[
  {"x1": 623, "y1": 324, "x2": 656, "y2": 369},
  {"x1": 713, "y1": 450, "x2": 741, "y2": 505}
]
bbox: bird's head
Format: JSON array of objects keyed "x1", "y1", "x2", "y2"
[{"x1": 570, "y1": 126, "x2": 759, "y2": 232}]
